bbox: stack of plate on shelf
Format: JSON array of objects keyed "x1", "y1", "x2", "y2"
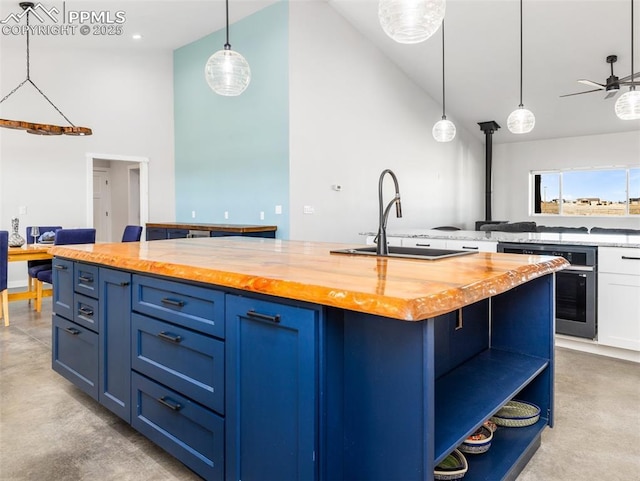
[
  {"x1": 434, "y1": 449, "x2": 468, "y2": 480},
  {"x1": 490, "y1": 400, "x2": 541, "y2": 427}
]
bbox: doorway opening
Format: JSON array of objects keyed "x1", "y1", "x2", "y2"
[{"x1": 86, "y1": 153, "x2": 149, "y2": 242}]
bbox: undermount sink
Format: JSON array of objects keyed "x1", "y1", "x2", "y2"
[{"x1": 330, "y1": 245, "x2": 478, "y2": 260}]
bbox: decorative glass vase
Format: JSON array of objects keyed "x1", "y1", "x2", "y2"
[{"x1": 8, "y1": 217, "x2": 25, "y2": 247}]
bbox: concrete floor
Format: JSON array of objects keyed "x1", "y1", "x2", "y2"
[{"x1": 1, "y1": 299, "x2": 639, "y2": 481}]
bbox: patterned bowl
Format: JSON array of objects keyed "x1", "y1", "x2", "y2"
[
  {"x1": 459, "y1": 425, "x2": 493, "y2": 454},
  {"x1": 434, "y1": 449, "x2": 468, "y2": 480},
  {"x1": 490, "y1": 400, "x2": 541, "y2": 427}
]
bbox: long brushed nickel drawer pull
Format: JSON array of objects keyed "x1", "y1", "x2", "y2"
[
  {"x1": 157, "y1": 396, "x2": 182, "y2": 411},
  {"x1": 54, "y1": 264, "x2": 67, "y2": 270},
  {"x1": 78, "y1": 306, "x2": 93, "y2": 317},
  {"x1": 415, "y1": 243, "x2": 431, "y2": 247},
  {"x1": 78, "y1": 276, "x2": 93, "y2": 283},
  {"x1": 161, "y1": 298, "x2": 185, "y2": 307},
  {"x1": 157, "y1": 331, "x2": 182, "y2": 343},
  {"x1": 64, "y1": 327, "x2": 80, "y2": 336},
  {"x1": 246, "y1": 310, "x2": 281, "y2": 323},
  {"x1": 462, "y1": 246, "x2": 480, "y2": 250},
  {"x1": 621, "y1": 256, "x2": 640, "y2": 260}
]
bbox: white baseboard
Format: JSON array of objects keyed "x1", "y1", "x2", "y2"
[{"x1": 555, "y1": 335, "x2": 640, "y2": 363}]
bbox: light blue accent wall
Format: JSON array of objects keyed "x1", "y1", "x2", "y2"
[{"x1": 174, "y1": 1, "x2": 289, "y2": 239}]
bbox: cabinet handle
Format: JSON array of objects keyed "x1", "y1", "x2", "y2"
[
  {"x1": 118, "y1": 281, "x2": 130, "y2": 287},
  {"x1": 246, "y1": 310, "x2": 281, "y2": 323},
  {"x1": 78, "y1": 275, "x2": 93, "y2": 283},
  {"x1": 157, "y1": 396, "x2": 182, "y2": 411},
  {"x1": 462, "y1": 246, "x2": 480, "y2": 250},
  {"x1": 157, "y1": 331, "x2": 182, "y2": 343},
  {"x1": 621, "y1": 256, "x2": 640, "y2": 261},
  {"x1": 161, "y1": 298, "x2": 185, "y2": 308},
  {"x1": 78, "y1": 306, "x2": 94, "y2": 317},
  {"x1": 54, "y1": 264, "x2": 67, "y2": 270},
  {"x1": 64, "y1": 327, "x2": 80, "y2": 336},
  {"x1": 415, "y1": 243, "x2": 431, "y2": 247}
]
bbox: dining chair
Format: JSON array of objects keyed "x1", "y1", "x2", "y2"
[
  {"x1": 1, "y1": 231, "x2": 9, "y2": 326},
  {"x1": 26, "y1": 225, "x2": 61, "y2": 296},
  {"x1": 35, "y1": 228, "x2": 96, "y2": 313},
  {"x1": 122, "y1": 225, "x2": 143, "y2": 242}
]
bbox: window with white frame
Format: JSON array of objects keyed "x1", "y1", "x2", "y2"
[{"x1": 532, "y1": 167, "x2": 640, "y2": 216}]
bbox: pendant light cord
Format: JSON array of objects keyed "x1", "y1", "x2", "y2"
[
  {"x1": 441, "y1": 21, "x2": 446, "y2": 119},
  {"x1": 631, "y1": 0, "x2": 635, "y2": 85},
  {"x1": 519, "y1": 0, "x2": 524, "y2": 107},
  {"x1": 224, "y1": 0, "x2": 231, "y2": 49}
]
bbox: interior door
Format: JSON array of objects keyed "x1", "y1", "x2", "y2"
[{"x1": 93, "y1": 169, "x2": 112, "y2": 242}]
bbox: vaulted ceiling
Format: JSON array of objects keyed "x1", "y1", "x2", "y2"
[{"x1": 1, "y1": 0, "x2": 639, "y2": 143}]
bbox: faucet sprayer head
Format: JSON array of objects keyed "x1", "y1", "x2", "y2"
[{"x1": 395, "y1": 196, "x2": 403, "y2": 218}]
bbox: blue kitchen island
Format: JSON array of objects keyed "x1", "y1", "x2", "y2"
[{"x1": 49, "y1": 237, "x2": 567, "y2": 481}]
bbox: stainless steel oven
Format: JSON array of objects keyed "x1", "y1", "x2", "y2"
[{"x1": 497, "y1": 243, "x2": 597, "y2": 339}]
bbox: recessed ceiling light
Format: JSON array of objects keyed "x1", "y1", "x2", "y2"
[{"x1": 132, "y1": 33, "x2": 143, "y2": 40}]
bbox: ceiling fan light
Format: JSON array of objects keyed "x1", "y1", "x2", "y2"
[
  {"x1": 507, "y1": 106, "x2": 535, "y2": 134},
  {"x1": 432, "y1": 118, "x2": 456, "y2": 142},
  {"x1": 614, "y1": 89, "x2": 640, "y2": 120},
  {"x1": 205, "y1": 48, "x2": 251, "y2": 96},
  {"x1": 378, "y1": 0, "x2": 446, "y2": 44}
]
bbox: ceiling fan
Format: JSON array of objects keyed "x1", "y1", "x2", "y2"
[{"x1": 560, "y1": 55, "x2": 640, "y2": 100}]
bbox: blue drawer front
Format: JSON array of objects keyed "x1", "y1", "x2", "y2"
[
  {"x1": 74, "y1": 263, "x2": 99, "y2": 299},
  {"x1": 131, "y1": 372, "x2": 223, "y2": 481},
  {"x1": 132, "y1": 275, "x2": 224, "y2": 339},
  {"x1": 73, "y1": 293, "x2": 99, "y2": 333},
  {"x1": 52, "y1": 314, "x2": 98, "y2": 400},
  {"x1": 131, "y1": 313, "x2": 224, "y2": 414}
]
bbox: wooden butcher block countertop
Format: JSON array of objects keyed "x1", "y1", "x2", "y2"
[{"x1": 51, "y1": 237, "x2": 568, "y2": 321}]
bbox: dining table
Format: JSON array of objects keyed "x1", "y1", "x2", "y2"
[{"x1": 7, "y1": 244, "x2": 53, "y2": 303}]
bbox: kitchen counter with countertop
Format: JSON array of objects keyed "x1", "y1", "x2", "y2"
[
  {"x1": 361, "y1": 228, "x2": 640, "y2": 248},
  {"x1": 50, "y1": 237, "x2": 567, "y2": 321},
  {"x1": 49, "y1": 237, "x2": 566, "y2": 481}
]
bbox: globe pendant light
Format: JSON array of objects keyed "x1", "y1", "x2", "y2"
[
  {"x1": 433, "y1": 21, "x2": 456, "y2": 142},
  {"x1": 615, "y1": 0, "x2": 640, "y2": 120},
  {"x1": 379, "y1": 0, "x2": 446, "y2": 44},
  {"x1": 204, "y1": 0, "x2": 250, "y2": 96},
  {"x1": 507, "y1": 0, "x2": 535, "y2": 134}
]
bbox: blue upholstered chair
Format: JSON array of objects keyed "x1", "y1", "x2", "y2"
[
  {"x1": 1, "y1": 231, "x2": 8, "y2": 326},
  {"x1": 26, "y1": 225, "x2": 61, "y2": 296},
  {"x1": 35, "y1": 228, "x2": 96, "y2": 312},
  {"x1": 122, "y1": 225, "x2": 143, "y2": 242}
]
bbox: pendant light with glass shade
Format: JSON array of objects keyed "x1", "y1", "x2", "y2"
[
  {"x1": 615, "y1": 0, "x2": 640, "y2": 120},
  {"x1": 379, "y1": 0, "x2": 446, "y2": 44},
  {"x1": 433, "y1": 21, "x2": 456, "y2": 142},
  {"x1": 507, "y1": 0, "x2": 535, "y2": 134},
  {"x1": 204, "y1": 0, "x2": 251, "y2": 96}
]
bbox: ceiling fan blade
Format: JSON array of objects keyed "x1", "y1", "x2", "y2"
[
  {"x1": 560, "y1": 88, "x2": 604, "y2": 98},
  {"x1": 618, "y1": 72, "x2": 640, "y2": 82},
  {"x1": 618, "y1": 80, "x2": 640, "y2": 86},
  {"x1": 603, "y1": 90, "x2": 618, "y2": 100},
  {"x1": 578, "y1": 79, "x2": 606, "y2": 89}
]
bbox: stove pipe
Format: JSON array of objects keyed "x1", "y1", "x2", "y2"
[{"x1": 478, "y1": 121, "x2": 500, "y2": 221}]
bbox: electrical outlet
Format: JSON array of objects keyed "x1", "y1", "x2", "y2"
[
  {"x1": 303, "y1": 206, "x2": 314, "y2": 214},
  {"x1": 275, "y1": 205, "x2": 282, "y2": 215},
  {"x1": 191, "y1": 210, "x2": 196, "y2": 218},
  {"x1": 224, "y1": 211, "x2": 229, "y2": 220},
  {"x1": 19, "y1": 206, "x2": 27, "y2": 215},
  {"x1": 260, "y1": 211, "x2": 265, "y2": 220}
]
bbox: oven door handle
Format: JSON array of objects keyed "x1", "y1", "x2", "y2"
[{"x1": 561, "y1": 265, "x2": 594, "y2": 273}]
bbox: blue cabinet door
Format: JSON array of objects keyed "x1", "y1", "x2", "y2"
[
  {"x1": 145, "y1": 228, "x2": 167, "y2": 240},
  {"x1": 51, "y1": 258, "x2": 74, "y2": 320},
  {"x1": 99, "y1": 268, "x2": 132, "y2": 422},
  {"x1": 225, "y1": 295, "x2": 318, "y2": 481}
]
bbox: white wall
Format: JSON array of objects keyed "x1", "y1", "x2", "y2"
[
  {"x1": 1, "y1": 44, "x2": 175, "y2": 286},
  {"x1": 289, "y1": 2, "x2": 485, "y2": 243},
  {"x1": 493, "y1": 131, "x2": 640, "y2": 229}
]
